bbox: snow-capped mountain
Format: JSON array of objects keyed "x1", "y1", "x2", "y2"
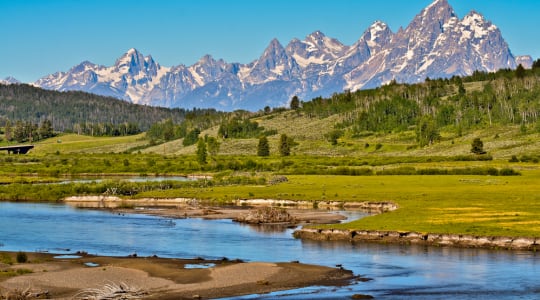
[
  {"x1": 516, "y1": 55, "x2": 533, "y2": 69},
  {"x1": 34, "y1": 0, "x2": 529, "y2": 111},
  {"x1": 0, "y1": 76, "x2": 20, "y2": 85}
]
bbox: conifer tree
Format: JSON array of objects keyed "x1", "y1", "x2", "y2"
[
  {"x1": 516, "y1": 64, "x2": 526, "y2": 79},
  {"x1": 257, "y1": 136, "x2": 270, "y2": 156},
  {"x1": 279, "y1": 134, "x2": 290, "y2": 156},
  {"x1": 196, "y1": 138, "x2": 207, "y2": 164},
  {"x1": 206, "y1": 136, "x2": 220, "y2": 156},
  {"x1": 416, "y1": 115, "x2": 440, "y2": 147},
  {"x1": 39, "y1": 119, "x2": 54, "y2": 139},
  {"x1": 471, "y1": 138, "x2": 486, "y2": 155},
  {"x1": 290, "y1": 96, "x2": 300, "y2": 110}
]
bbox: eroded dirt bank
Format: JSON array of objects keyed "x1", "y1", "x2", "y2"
[{"x1": 293, "y1": 228, "x2": 539, "y2": 251}]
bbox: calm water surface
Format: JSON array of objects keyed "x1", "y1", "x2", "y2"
[{"x1": 1, "y1": 202, "x2": 539, "y2": 299}]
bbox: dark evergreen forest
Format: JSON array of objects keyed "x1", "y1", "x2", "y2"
[{"x1": 0, "y1": 84, "x2": 222, "y2": 135}]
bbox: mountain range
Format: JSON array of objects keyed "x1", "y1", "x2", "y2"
[{"x1": 7, "y1": 0, "x2": 533, "y2": 111}]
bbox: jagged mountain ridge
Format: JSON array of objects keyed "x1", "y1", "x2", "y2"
[{"x1": 33, "y1": 0, "x2": 530, "y2": 111}]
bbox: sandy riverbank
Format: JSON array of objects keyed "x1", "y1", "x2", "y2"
[
  {"x1": 64, "y1": 196, "x2": 396, "y2": 225},
  {"x1": 0, "y1": 251, "x2": 355, "y2": 299}
]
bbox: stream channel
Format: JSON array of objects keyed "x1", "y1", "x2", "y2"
[{"x1": 1, "y1": 202, "x2": 539, "y2": 299}]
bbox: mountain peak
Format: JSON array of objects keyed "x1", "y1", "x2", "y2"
[
  {"x1": 369, "y1": 20, "x2": 388, "y2": 29},
  {"x1": 425, "y1": 0, "x2": 451, "y2": 12},
  {"x1": 460, "y1": 9, "x2": 498, "y2": 39},
  {"x1": 69, "y1": 60, "x2": 98, "y2": 73},
  {"x1": 263, "y1": 38, "x2": 286, "y2": 56},
  {"x1": 0, "y1": 76, "x2": 20, "y2": 85},
  {"x1": 361, "y1": 20, "x2": 392, "y2": 50},
  {"x1": 416, "y1": 0, "x2": 455, "y2": 26},
  {"x1": 366, "y1": 20, "x2": 391, "y2": 38},
  {"x1": 307, "y1": 30, "x2": 326, "y2": 40},
  {"x1": 198, "y1": 54, "x2": 215, "y2": 63},
  {"x1": 269, "y1": 38, "x2": 283, "y2": 47},
  {"x1": 114, "y1": 48, "x2": 147, "y2": 75},
  {"x1": 126, "y1": 48, "x2": 140, "y2": 55},
  {"x1": 462, "y1": 10, "x2": 490, "y2": 26}
]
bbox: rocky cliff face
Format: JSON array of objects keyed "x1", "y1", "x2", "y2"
[{"x1": 33, "y1": 0, "x2": 526, "y2": 111}]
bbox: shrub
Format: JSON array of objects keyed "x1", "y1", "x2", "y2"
[
  {"x1": 377, "y1": 166, "x2": 416, "y2": 175},
  {"x1": 500, "y1": 168, "x2": 521, "y2": 176},
  {"x1": 16, "y1": 251, "x2": 27, "y2": 263},
  {"x1": 453, "y1": 154, "x2": 493, "y2": 161},
  {"x1": 333, "y1": 167, "x2": 373, "y2": 176},
  {"x1": 471, "y1": 138, "x2": 486, "y2": 155},
  {"x1": 486, "y1": 167, "x2": 499, "y2": 176},
  {"x1": 0, "y1": 253, "x2": 13, "y2": 265}
]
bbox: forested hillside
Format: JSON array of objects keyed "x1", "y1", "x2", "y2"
[
  {"x1": 0, "y1": 84, "x2": 223, "y2": 134},
  {"x1": 297, "y1": 64, "x2": 540, "y2": 140}
]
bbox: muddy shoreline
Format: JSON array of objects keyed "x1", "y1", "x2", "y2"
[
  {"x1": 64, "y1": 196, "x2": 397, "y2": 211},
  {"x1": 0, "y1": 251, "x2": 355, "y2": 299},
  {"x1": 64, "y1": 196, "x2": 396, "y2": 226}
]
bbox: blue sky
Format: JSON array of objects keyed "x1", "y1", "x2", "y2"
[{"x1": 1, "y1": 0, "x2": 539, "y2": 83}]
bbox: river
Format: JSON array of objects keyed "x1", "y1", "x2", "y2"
[{"x1": 1, "y1": 202, "x2": 539, "y2": 299}]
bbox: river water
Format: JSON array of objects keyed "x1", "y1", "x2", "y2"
[{"x1": 1, "y1": 202, "x2": 539, "y2": 299}]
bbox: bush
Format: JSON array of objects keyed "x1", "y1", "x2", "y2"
[
  {"x1": 16, "y1": 251, "x2": 27, "y2": 263},
  {"x1": 453, "y1": 154, "x2": 493, "y2": 161},
  {"x1": 509, "y1": 155, "x2": 519, "y2": 162},
  {"x1": 500, "y1": 168, "x2": 521, "y2": 176},
  {"x1": 519, "y1": 155, "x2": 539, "y2": 163},
  {"x1": 377, "y1": 166, "x2": 416, "y2": 175},
  {"x1": 471, "y1": 138, "x2": 486, "y2": 155},
  {"x1": 486, "y1": 167, "x2": 499, "y2": 176},
  {"x1": 333, "y1": 167, "x2": 373, "y2": 176}
]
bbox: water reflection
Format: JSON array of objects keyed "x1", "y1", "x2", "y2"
[
  {"x1": 236, "y1": 222, "x2": 298, "y2": 234},
  {"x1": 1, "y1": 202, "x2": 539, "y2": 299}
]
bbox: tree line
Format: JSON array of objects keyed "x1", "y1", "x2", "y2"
[{"x1": 0, "y1": 119, "x2": 54, "y2": 143}]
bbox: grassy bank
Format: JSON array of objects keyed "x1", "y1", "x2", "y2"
[{"x1": 315, "y1": 170, "x2": 540, "y2": 238}]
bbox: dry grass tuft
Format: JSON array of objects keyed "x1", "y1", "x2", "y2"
[{"x1": 0, "y1": 285, "x2": 49, "y2": 300}]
